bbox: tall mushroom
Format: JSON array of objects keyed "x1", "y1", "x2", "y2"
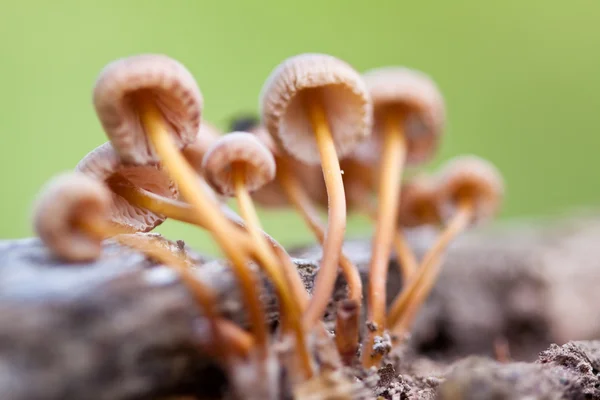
[
  {"x1": 361, "y1": 67, "x2": 446, "y2": 367},
  {"x1": 202, "y1": 132, "x2": 313, "y2": 378},
  {"x1": 247, "y1": 121, "x2": 364, "y2": 362},
  {"x1": 387, "y1": 156, "x2": 504, "y2": 336},
  {"x1": 93, "y1": 54, "x2": 269, "y2": 358},
  {"x1": 32, "y1": 172, "x2": 251, "y2": 358},
  {"x1": 261, "y1": 53, "x2": 372, "y2": 329}
]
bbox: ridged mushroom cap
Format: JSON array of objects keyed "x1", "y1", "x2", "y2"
[
  {"x1": 261, "y1": 53, "x2": 372, "y2": 164},
  {"x1": 436, "y1": 155, "x2": 504, "y2": 225},
  {"x1": 202, "y1": 132, "x2": 276, "y2": 196},
  {"x1": 183, "y1": 121, "x2": 222, "y2": 174},
  {"x1": 93, "y1": 54, "x2": 203, "y2": 165},
  {"x1": 397, "y1": 175, "x2": 441, "y2": 228},
  {"x1": 33, "y1": 172, "x2": 113, "y2": 262},
  {"x1": 362, "y1": 67, "x2": 445, "y2": 165},
  {"x1": 76, "y1": 142, "x2": 178, "y2": 232}
]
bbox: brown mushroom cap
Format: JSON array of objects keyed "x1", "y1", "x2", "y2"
[
  {"x1": 202, "y1": 132, "x2": 276, "y2": 196},
  {"x1": 397, "y1": 175, "x2": 440, "y2": 227},
  {"x1": 182, "y1": 121, "x2": 222, "y2": 174},
  {"x1": 362, "y1": 67, "x2": 446, "y2": 165},
  {"x1": 93, "y1": 54, "x2": 203, "y2": 165},
  {"x1": 436, "y1": 155, "x2": 504, "y2": 225},
  {"x1": 260, "y1": 53, "x2": 372, "y2": 164},
  {"x1": 76, "y1": 142, "x2": 178, "y2": 232},
  {"x1": 32, "y1": 172, "x2": 112, "y2": 262}
]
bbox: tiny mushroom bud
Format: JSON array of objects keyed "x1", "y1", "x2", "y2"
[
  {"x1": 361, "y1": 67, "x2": 446, "y2": 368},
  {"x1": 202, "y1": 132, "x2": 275, "y2": 196},
  {"x1": 93, "y1": 55, "x2": 270, "y2": 357},
  {"x1": 261, "y1": 53, "x2": 371, "y2": 329},
  {"x1": 202, "y1": 132, "x2": 313, "y2": 379},
  {"x1": 387, "y1": 155, "x2": 504, "y2": 336},
  {"x1": 33, "y1": 172, "x2": 119, "y2": 262}
]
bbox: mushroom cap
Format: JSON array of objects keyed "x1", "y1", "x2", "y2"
[
  {"x1": 182, "y1": 121, "x2": 223, "y2": 174},
  {"x1": 202, "y1": 132, "x2": 276, "y2": 196},
  {"x1": 93, "y1": 54, "x2": 203, "y2": 165},
  {"x1": 436, "y1": 155, "x2": 504, "y2": 225},
  {"x1": 260, "y1": 53, "x2": 372, "y2": 164},
  {"x1": 397, "y1": 175, "x2": 441, "y2": 228},
  {"x1": 362, "y1": 67, "x2": 446, "y2": 165},
  {"x1": 32, "y1": 172, "x2": 112, "y2": 262},
  {"x1": 76, "y1": 142, "x2": 178, "y2": 232}
]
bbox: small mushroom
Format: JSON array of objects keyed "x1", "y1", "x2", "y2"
[
  {"x1": 76, "y1": 142, "x2": 251, "y2": 247},
  {"x1": 33, "y1": 172, "x2": 125, "y2": 262},
  {"x1": 261, "y1": 53, "x2": 372, "y2": 329},
  {"x1": 202, "y1": 132, "x2": 313, "y2": 379},
  {"x1": 94, "y1": 55, "x2": 269, "y2": 355},
  {"x1": 76, "y1": 142, "x2": 178, "y2": 232},
  {"x1": 360, "y1": 67, "x2": 445, "y2": 368},
  {"x1": 387, "y1": 155, "x2": 504, "y2": 336},
  {"x1": 33, "y1": 172, "x2": 251, "y2": 359},
  {"x1": 397, "y1": 174, "x2": 442, "y2": 228}
]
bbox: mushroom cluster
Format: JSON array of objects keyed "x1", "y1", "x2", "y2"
[{"x1": 31, "y1": 53, "x2": 504, "y2": 399}]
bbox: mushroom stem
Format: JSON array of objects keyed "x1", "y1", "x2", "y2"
[
  {"x1": 136, "y1": 96, "x2": 269, "y2": 355},
  {"x1": 362, "y1": 111, "x2": 407, "y2": 368},
  {"x1": 108, "y1": 176, "x2": 252, "y2": 249},
  {"x1": 232, "y1": 166, "x2": 314, "y2": 380},
  {"x1": 277, "y1": 160, "x2": 363, "y2": 305},
  {"x1": 302, "y1": 99, "x2": 347, "y2": 329},
  {"x1": 334, "y1": 299, "x2": 360, "y2": 365},
  {"x1": 349, "y1": 183, "x2": 418, "y2": 283},
  {"x1": 276, "y1": 161, "x2": 362, "y2": 362},
  {"x1": 387, "y1": 197, "x2": 472, "y2": 333}
]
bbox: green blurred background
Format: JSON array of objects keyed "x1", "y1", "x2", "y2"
[{"x1": 1, "y1": 0, "x2": 599, "y2": 253}]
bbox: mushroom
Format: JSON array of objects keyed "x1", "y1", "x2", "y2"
[
  {"x1": 397, "y1": 174, "x2": 442, "y2": 229},
  {"x1": 93, "y1": 54, "x2": 269, "y2": 357},
  {"x1": 202, "y1": 132, "x2": 313, "y2": 378},
  {"x1": 240, "y1": 118, "x2": 364, "y2": 361},
  {"x1": 261, "y1": 53, "x2": 372, "y2": 329},
  {"x1": 76, "y1": 142, "x2": 250, "y2": 247},
  {"x1": 360, "y1": 67, "x2": 445, "y2": 367},
  {"x1": 32, "y1": 172, "x2": 251, "y2": 358},
  {"x1": 387, "y1": 155, "x2": 504, "y2": 336}
]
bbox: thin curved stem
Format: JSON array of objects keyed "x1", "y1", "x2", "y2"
[
  {"x1": 302, "y1": 100, "x2": 347, "y2": 330},
  {"x1": 387, "y1": 199, "x2": 472, "y2": 333},
  {"x1": 277, "y1": 160, "x2": 362, "y2": 305},
  {"x1": 362, "y1": 112, "x2": 406, "y2": 368},
  {"x1": 233, "y1": 167, "x2": 313, "y2": 380},
  {"x1": 277, "y1": 161, "x2": 361, "y2": 362},
  {"x1": 136, "y1": 96, "x2": 268, "y2": 355},
  {"x1": 108, "y1": 176, "x2": 252, "y2": 250}
]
